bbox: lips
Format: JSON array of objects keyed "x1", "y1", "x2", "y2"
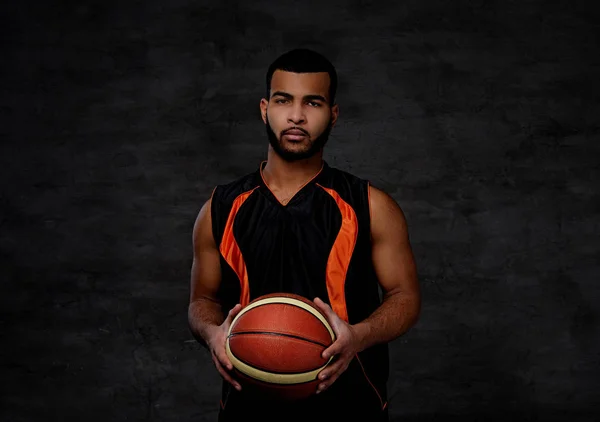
[
  {"x1": 284, "y1": 134, "x2": 306, "y2": 141},
  {"x1": 284, "y1": 129, "x2": 307, "y2": 136},
  {"x1": 283, "y1": 129, "x2": 308, "y2": 141}
]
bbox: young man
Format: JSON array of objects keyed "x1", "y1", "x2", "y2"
[{"x1": 188, "y1": 48, "x2": 421, "y2": 422}]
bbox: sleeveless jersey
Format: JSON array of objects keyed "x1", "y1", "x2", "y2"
[{"x1": 210, "y1": 160, "x2": 390, "y2": 421}]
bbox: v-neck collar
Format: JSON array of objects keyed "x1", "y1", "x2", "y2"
[{"x1": 258, "y1": 160, "x2": 327, "y2": 207}]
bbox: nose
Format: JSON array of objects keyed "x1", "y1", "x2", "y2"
[{"x1": 287, "y1": 102, "x2": 306, "y2": 125}]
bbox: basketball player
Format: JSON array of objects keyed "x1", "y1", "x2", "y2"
[{"x1": 188, "y1": 48, "x2": 421, "y2": 422}]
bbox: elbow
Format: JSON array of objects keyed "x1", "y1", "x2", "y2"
[
  {"x1": 398, "y1": 289, "x2": 421, "y2": 330},
  {"x1": 409, "y1": 292, "x2": 421, "y2": 328}
]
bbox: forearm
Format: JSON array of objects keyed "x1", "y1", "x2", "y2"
[
  {"x1": 188, "y1": 298, "x2": 225, "y2": 349},
  {"x1": 352, "y1": 290, "x2": 420, "y2": 352}
]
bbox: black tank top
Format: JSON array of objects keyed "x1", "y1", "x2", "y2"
[{"x1": 210, "y1": 161, "x2": 390, "y2": 421}]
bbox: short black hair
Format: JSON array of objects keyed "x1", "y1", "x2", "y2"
[{"x1": 265, "y1": 48, "x2": 338, "y2": 105}]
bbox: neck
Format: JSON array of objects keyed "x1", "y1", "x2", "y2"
[{"x1": 262, "y1": 147, "x2": 324, "y2": 189}]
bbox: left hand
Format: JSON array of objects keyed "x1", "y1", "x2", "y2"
[{"x1": 312, "y1": 297, "x2": 361, "y2": 394}]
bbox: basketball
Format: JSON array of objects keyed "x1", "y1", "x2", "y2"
[{"x1": 225, "y1": 293, "x2": 336, "y2": 400}]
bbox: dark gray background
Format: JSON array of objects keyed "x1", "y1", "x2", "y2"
[{"x1": 1, "y1": 0, "x2": 598, "y2": 421}]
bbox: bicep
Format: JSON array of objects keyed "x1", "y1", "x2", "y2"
[
  {"x1": 369, "y1": 185, "x2": 419, "y2": 297},
  {"x1": 190, "y1": 197, "x2": 222, "y2": 303}
]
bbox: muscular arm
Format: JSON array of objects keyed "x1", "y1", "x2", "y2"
[
  {"x1": 352, "y1": 185, "x2": 421, "y2": 352},
  {"x1": 188, "y1": 197, "x2": 225, "y2": 349}
]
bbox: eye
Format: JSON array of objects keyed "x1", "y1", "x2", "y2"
[
  {"x1": 274, "y1": 99, "x2": 288, "y2": 104},
  {"x1": 307, "y1": 101, "x2": 321, "y2": 107}
]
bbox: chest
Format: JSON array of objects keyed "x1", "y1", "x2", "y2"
[{"x1": 233, "y1": 187, "x2": 343, "y2": 252}]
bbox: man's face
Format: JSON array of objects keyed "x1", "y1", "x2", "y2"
[{"x1": 260, "y1": 70, "x2": 339, "y2": 162}]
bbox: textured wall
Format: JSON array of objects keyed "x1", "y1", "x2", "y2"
[{"x1": 1, "y1": 1, "x2": 598, "y2": 421}]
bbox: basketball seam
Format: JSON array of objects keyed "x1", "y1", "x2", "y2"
[
  {"x1": 228, "y1": 331, "x2": 330, "y2": 348},
  {"x1": 240, "y1": 301, "x2": 326, "y2": 318},
  {"x1": 229, "y1": 297, "x2": 335, "y2": 341},
  {"x1": 231, "y1": 352, "x2": 325, "y2": 375},
  {"x1": 226, "y1": 342, "x2": 331, "y2": 384}
]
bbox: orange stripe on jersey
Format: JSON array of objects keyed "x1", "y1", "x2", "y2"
[
  {"x1": 316, "y1": 184, "x2": 358, "y2": 323},
  {"x1": 219, "y1": 187, "x2": 259, "y2": 308}
]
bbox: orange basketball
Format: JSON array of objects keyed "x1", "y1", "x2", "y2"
[{"x1": 225, "y1": 293, "x2": 336, "y2": 400}]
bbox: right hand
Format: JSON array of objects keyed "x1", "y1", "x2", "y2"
[{"x1": 207, "y1": 303, "x2": 243, "y2": 391}]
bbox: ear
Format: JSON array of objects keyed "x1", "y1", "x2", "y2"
[
  {"x1": 330, "y1": 104, "x2": 339, "y2": 128},
  {"x1": 260, "y1": 98, "x2": 268, "y2": 124}
]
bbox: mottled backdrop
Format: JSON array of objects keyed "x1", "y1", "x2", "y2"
[{"x1": 1, "y1": 0, "x2": 598, "y2": 421}]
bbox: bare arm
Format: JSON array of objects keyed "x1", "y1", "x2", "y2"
[
  {"x1": 188, "y1": 196, "x2": 243, "y2": 390},
  {"x1": 313, "y1": 184, "x2": 421, "y2": 393},
  {"x1": 353, "y1": 184, "x2": 421, "y2": 352},
  {"x1": 188, "y1": 197, "x2": 225, "y2": 349}
]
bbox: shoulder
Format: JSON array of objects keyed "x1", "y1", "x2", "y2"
[
  {"x1": 325, "y1": 165, "x2": 369, "y2": 188},
  {"x1": 368, "y1": 184, "x2": 402, "y2": 213},
  {"x1": 324, "y1": 165, "x2": 400, "y2": 211},
  {"x1": 193, "y1": 193, "x2": 214, "y2": 247},
  {"x1": 212, "y1": 167, "x2": 261, "y2": 205},
  {"x1": 368, "y1": 183, "x2": 409, "y2": 237},
  {"x1": 194, "y1": 166, "x2": 259, "y2": 236}
]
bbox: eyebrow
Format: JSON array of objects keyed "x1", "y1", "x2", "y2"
[{"x1": 271, "y1": 91, "x2": 328, "y2": 104}]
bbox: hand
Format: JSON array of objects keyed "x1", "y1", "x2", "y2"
[
  {"x1": 312, "y1": 297, "x2": 361, "y2": 394},
  {"x1": 207, "y1": 303, "x2": 243, "y2": 391}
]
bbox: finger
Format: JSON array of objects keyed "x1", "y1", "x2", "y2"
[
  {"x1": 317, "y1": 371, "x2": 341, "y2": 394},
  {"x1": 318, "y1": 356, "x2": 346, "y2": 381},
  {"x1": 212, "y1": 351, "x2": 242, "y2": 391},
  {"x1": 317, "y1": 359, "x2": 351, "y2": 393},
  {"x1": 321, "y1": 341, "x2": 342, "y2": 360},
  {"x1": 214, "y1": 342, "x2": 234, "y2": 371},
  {"x1": 212, "y1": 348, "x2": 232, "y2": 373}
]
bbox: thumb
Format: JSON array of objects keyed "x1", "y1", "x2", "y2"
[
  {"x1": 313, "y1": 297, "x2": 334, "y2": 317},
  {"x1": 313, "y1": 297, "x2": 341, "y2": 342},
  {"x1": 224, "y1": 304, "x2": 242, "y2": 328}
]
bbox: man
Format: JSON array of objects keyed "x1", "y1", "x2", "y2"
[{"x1": 188, "y1": 48, "x2": 420, "y2": 422}]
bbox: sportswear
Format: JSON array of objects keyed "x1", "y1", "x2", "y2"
[{"x1": 210, "y1": 161, "x2": 389, "y2": 421}]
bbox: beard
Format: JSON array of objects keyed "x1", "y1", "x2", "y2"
[{"x1": 265, "y1": 115, "x2": 333, "y2": 162}]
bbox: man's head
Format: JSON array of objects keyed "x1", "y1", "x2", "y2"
[{"x1": 260, "y1": 49, "x2": 339, "y2": 162}]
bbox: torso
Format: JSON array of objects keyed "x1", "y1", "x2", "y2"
[{"x1": 209, "y1": 160, "x2": 390, "y2": 418}]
